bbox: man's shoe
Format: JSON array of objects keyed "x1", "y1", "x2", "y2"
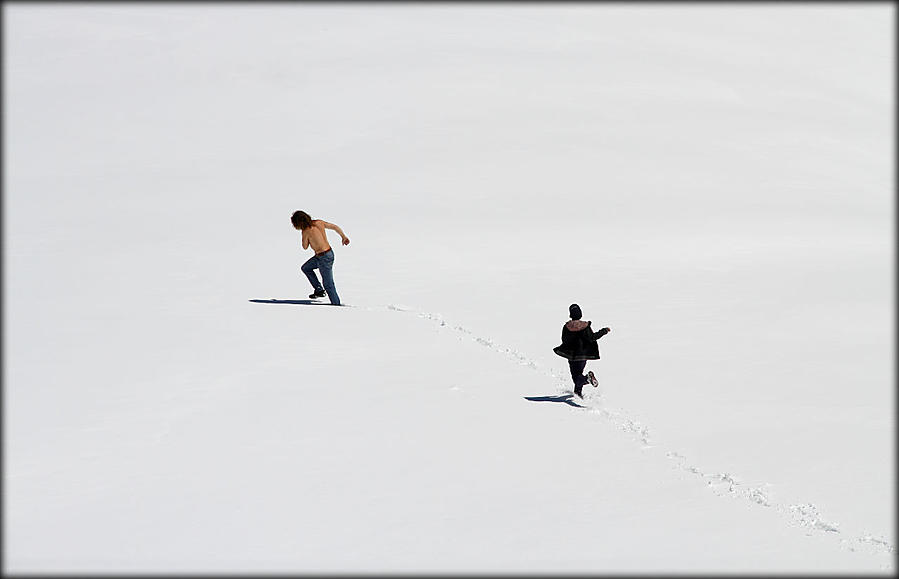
[
  {"x1": 587, "y1": 371, "x2": 598, "y2": 387},
  {"x1": 309, "y1": 289, "x2": 326, "y2": 299},
  {"x1": 574, "y1": 384, "x2": 584, "y2": 399}
]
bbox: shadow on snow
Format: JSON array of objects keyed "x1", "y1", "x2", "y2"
[
  {"x1": 249, "y1": 299, "x2": 337, "y2": 306},
  {"x1": 523, "y1": 394, "x2": 586, "y2": 408}
]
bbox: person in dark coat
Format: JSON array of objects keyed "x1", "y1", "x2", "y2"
[{"x1": 553, "y1": 303, "x2": 611, "y2": 398}]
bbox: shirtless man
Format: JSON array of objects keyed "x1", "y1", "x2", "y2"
[{"x1": 291, "y1": 210, "x2": 350, "y2": 305}]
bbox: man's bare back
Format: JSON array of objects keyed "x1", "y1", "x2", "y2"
[{"x1": 302, "y1": 219, "x2": 350, "y2": 253}]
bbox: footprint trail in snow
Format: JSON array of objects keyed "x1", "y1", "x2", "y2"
[{"x1": 379, "y1": 303, "x2": 894, "y2": 565}]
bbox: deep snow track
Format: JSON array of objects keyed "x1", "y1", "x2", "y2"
[{"x1": 378, "y1": 303, "x2": 894, "y2": 565}]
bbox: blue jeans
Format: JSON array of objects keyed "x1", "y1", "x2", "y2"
[{"x1": 301, "y1": 249, "x2": 340, "y2": 305}]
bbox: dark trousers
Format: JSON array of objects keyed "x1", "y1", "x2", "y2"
[{"x1": 569, "y1": 360, "x2": 589, "y2": 387}]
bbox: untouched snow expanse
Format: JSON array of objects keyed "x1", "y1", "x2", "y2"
[{"x1": 5, "y1": 3, "x2": 895, "y2": 573}]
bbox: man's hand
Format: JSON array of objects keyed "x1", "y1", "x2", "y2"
[{"x1": 342, "y1": 237, "x2": 350, "y2": 246}]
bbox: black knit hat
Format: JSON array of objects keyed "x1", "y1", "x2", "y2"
[{"x1": 569, "y1": 303, "x2": 582, "y2": 320}]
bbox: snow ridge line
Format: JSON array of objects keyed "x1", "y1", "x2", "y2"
[{"x1": 383, "y1": 303, "x2": 895, "y2": 561}]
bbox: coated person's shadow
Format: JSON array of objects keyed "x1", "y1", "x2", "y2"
[
  {"x1": 523, "y1": 394, "x2": 586, "y2": 408},
  {"x1": 249, "y1": 299, "x2": 336, "y2": 306}
]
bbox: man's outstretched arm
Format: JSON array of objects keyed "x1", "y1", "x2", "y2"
[
  {"x1": 322, "y1": 221, "x2": 350, "y2": 245},
  {"x1": 585, "y1": 321, "x2": 610, "y2": 340}
]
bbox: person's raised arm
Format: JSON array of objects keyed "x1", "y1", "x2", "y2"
[
  {"x1": 585, "y1": 321, "x2": 610, "y2": 340},
  {"x1": 593, "y1": 327, "x2": 611, "y2": 340},
  {"x1": 322, "y1": 221, "x2": 350, "y2": 245}
]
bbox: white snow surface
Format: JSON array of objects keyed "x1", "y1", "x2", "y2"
[{"x1": 4, "y1": 3, "x2": 895, "y2": 574}]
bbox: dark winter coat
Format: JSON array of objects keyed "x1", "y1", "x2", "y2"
[{"x1": 553, "y1": 320, "x2": 610, "y2": 361}]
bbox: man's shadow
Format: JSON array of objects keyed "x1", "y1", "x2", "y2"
[
  {"x1": 249, "y1": 299, "x2": 335, "y2": 306},
  {"x1": 523, "y1": 394, "x2": 586, "y2": 408}
]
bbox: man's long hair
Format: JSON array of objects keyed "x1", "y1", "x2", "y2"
[{"x1": 291, "y1": 210, "x2": 313, "y2": 230}]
